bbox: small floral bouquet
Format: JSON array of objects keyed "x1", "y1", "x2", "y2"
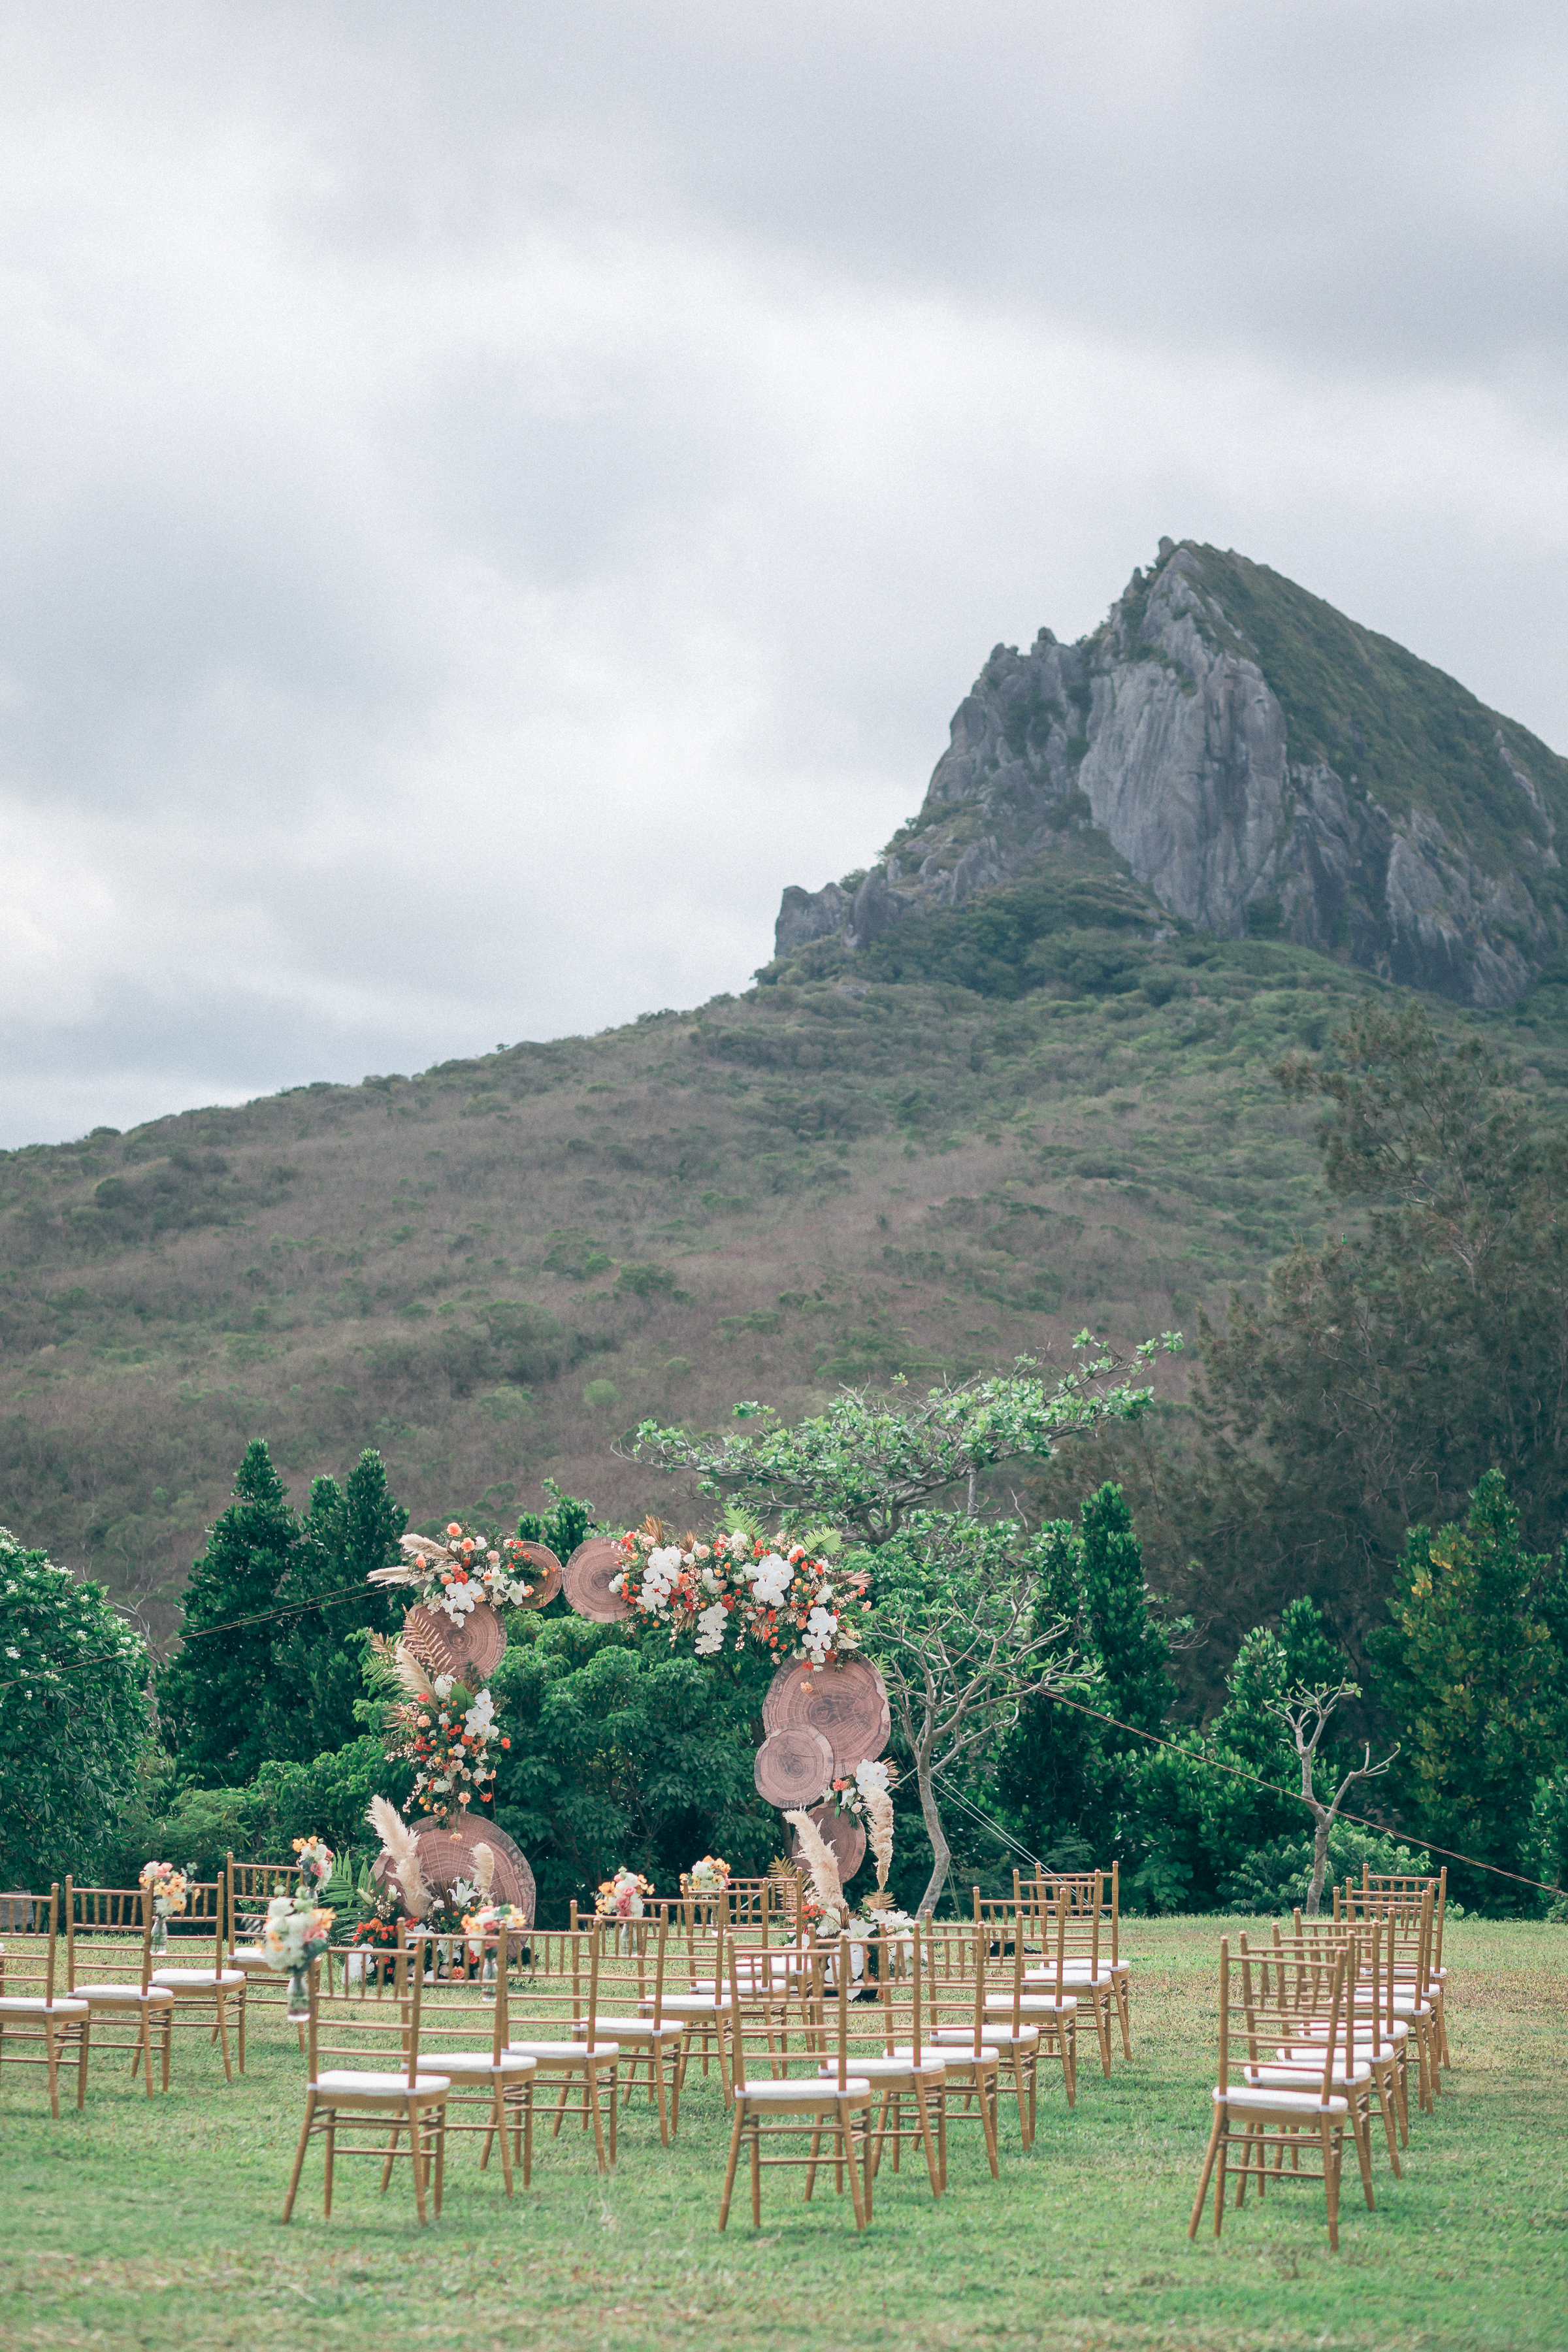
[
  {"x1": 595, "y1": 1867, "x2": 653, "y2": 1921},
  {"x1": 139, "y1": 1861, "x2": 188, "y2": 1955},
  {"x1": 611, "y1": 1520, "x2": 867, "y2": 1670},
  {"x1": 680, "y1": 1855, "x2": 730, "y2": 1897},
  {"x1": 462, "y1": 1901, "x2": 530, "y2": 1976},
  {"x1": 291, "y1": 1835, "x2": 335, "y2": 1891},
  {"x1": 262, "y1": 1891, "x2": 336, "y2": 2019},
  {"x1": 817, "y1": 1758, "x2": 897, "y2": 1891},
  {"x1": 369, "y1": 1522, "x2": 538, "y2": 1621}
]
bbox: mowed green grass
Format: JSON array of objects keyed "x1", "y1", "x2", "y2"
[{"x1": 1, "y1": 1918, "x2": 1564, "y2": 2352}]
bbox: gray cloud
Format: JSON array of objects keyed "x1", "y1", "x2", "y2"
[{"x1": 1, "y1": 2, "x2": 1565, "y2": 1145}]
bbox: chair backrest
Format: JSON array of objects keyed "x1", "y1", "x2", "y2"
[
  {"x1": 585, "y1": 1904, "x2": 670, "y2": 2025},
  {"x1": 64, "y1": 1881, "x2": 154, "y2": 1993},
  {"x1": 1, "y1": 1884, "x2": 61, "y2": 2002},
  {"x1": 855, "y1": 1922, "x2": 925, "y2": 2064},
  {"x1": 734, "y1": 1931, "x2": 853, "y2": 2092},
  {"x1": 1270, "y1": 1919, "x2": 1388, "y2": 2044},
  {"x1": 225, "y1": 1854, "x2": 300, "y2": 1952},
  {"x1": 509, "y1": 1927, "x2": 605, "y2": 2045},
  {"x1": 1220, "y1": 1934, "x2": 1346, "y2": 2100},
  {"x1": 921, "y1": 1921, "x2": 989, "y2": 2048},
  {"x1": 306, "y1": 1944, "x2": 425, "y2": 2085},
  {"x1": 1339, "y1": 1884, "x2": 1432, "y2": 1999},
  {"x1": 171, "y1": 1876, "x2": 226, "y2": 1976},
  {"x1": 404, "y1": 1923, "x2": 519, "y2": 2061},
  {"x1": 0, "y1": 1890, "x2": 42, "y2": 1934}
]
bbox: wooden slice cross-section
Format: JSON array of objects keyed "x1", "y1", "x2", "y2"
[
  {"x1": 372, "y1": 1817, "x2": 536, "y2": 1928},
  {"x1": 404, "y1": 1597, "x2": 507, "y2": 1688},
  {"x1": 563, "y1": 1537, "x2": 636, "y2": 1622},
  {"x1": 790, "y1": 1802, "x2": 866, "y2": 1885},
  {"x1": 761, "y1": 1656, "x2": 890, "y2": 1771},
  {"x1": 512, "y1": 1542, "x2": 563, "y2": 1610},
  {"x1": 753, "y1": 1724, "x2": 834, "y2": 1808}
]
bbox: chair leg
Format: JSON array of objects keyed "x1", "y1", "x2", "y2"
[
  {"x1": 46, "y1": 2024, "x2": 61, "y2": 2121},
  {"x1": 977, "y1": 2069, "x2": 1000, "y2": 2180},
  {"x1": 586, "y1": 2063, "x2": 609, "y2": 2174},
  {"x1": 719, "y1": 2102, "x2": 744, "y2": 2230},
  {"x1": 1189, "y1": 2108, "x2": 1223, "y2": 2238},
  {"x1": 841, "y1": 2102, "x2": 868, "y2": 2230},
  {"x1": 76, "y1": 2019, "x2": 91, "y2": 2111},
  {"x1": 282, "y1": 2093, "x2": 316, "y2": 2221},
  {"x1": 1212, "y1": 2124, "x2": 1229, "y2": 2236},
  {"x1": 750, "y1": 2116, "x2": 762, "y2": 2227},
  {"x1": 914, "y1": 2080, "x2": 941, "y2": 2197},
  {"x1": 1351, "y1": 2100, "x2": 1375, "y2": 2211},
  {"x1": 495, "y1": 2082, "x2": 514, "y2": 2195},
  {"x1": 216, "y1": 1994, "x2": 234, "y2": 2083},
  {"x1": 407, "y1": 2100, "x2": 427, "y2": 2226},
  {"x1": 1114, "y1": 1974, "x2": 1132, "y2": 2059},
  {"x1": 1320, "y1": 2117, "x2": 1340, "y2": 2253},
  {"x1": 323, "y1": 2114, "x2": 336, "y2": 2219}
]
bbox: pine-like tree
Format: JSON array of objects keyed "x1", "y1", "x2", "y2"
[
  {"x1": 156, "y1": 1439, "x2": 299, "y2": 1783},
  {"x1": 263, "y1": 1451, "x2": 407, "y2": 1760}
]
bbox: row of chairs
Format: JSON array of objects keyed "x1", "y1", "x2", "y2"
[
  {"x1": 280, "y1": 1872, "x2": 1134, "y2": 2230},
  {"x1": 0, "y1": 1878, "x2": 248, "y2": 2114},
  {"x1": 1191, "y1": 1870, "x2": 1451, "y2": 2251}
]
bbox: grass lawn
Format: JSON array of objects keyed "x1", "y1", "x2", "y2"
[{"x1": 1, "y1": 1916, "x2": 1565, "y2": 2352}]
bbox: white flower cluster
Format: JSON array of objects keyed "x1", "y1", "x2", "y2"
[{"x1": 854, "y1": 1757, "x2": 892, "y2": 1799}]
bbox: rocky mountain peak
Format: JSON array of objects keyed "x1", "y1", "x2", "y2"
[{"x1": 775, "y1": 541, "x2": 1567, "y2": 1006}]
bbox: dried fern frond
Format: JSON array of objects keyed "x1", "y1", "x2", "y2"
[
  {"x1": 472, "y1": 1844, "x2": 495, "y2": 1902},
  {"x1": 397, "y1": 1619, "x2": 449, "y2": 1683},
  {"x1": 863, "y1": 1787, "x2": 895, "y2": 1890},
  {"x1": 367, "y1": 1794, "x2": 430, "y2": 1921},
  {"x1": 366, "y1": 1563, "x2": 421, "y2": 1589},
  {"x1": 783, "y1": 1808, "x2": 843, "y2": 1918}
]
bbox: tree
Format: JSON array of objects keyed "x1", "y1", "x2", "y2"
[
  {"x1": 998, "y1": 1484, "x2": 1178, "y2": 1867},
  {"x1": 853, "y1": 1513, "x2": 1087, "y2": 1916},
  {"x1": 625, "y1": 1340, "x2": 1183, "y2": 1547},
  {"x1": 1367, "y1": 1469, "x2": 1568, "y2": 1908},
  {"x1": 1273, "y1": 1680, "x2": 1398, "y2": 1918},
  {"x1": 156, "y1": 1439, "x2": 299, "y2": 1783},
  {"x1": 1187, "y1": 1000, "x2": 1568, "y2": 1661},
  {"x1": 261, "y1": 1452, "x2": 406, "y2": 1761},
  {"x1": 0, "y1": 1526, "x2": 150, "y2": 1887},
  {"x1": 157, "y1": 1439, "x2": 409, "y2": 1782}
]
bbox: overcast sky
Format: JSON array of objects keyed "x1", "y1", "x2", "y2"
[{"x1": 1, "y1": 3, "x2": 1564, "y2": 1148}]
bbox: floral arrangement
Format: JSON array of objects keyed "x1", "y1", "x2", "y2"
[
  {"x1": 139, "y1": 1861, "x2": 188, "y2": 1953},
  {"x1": 349, "y1": 1916, "x2": 401, "y2": 1951},
  {"x1": 610, "y1": 1520, "x2": 867, "y2": 1669},
  {"x1": 262, "y1": 1890, "x2": 336, "y2": 2018},
  {"x1": 367, "y1": 1637, "x2": 512, "y2": 1818},
  {"x1": 291, "y1": 1835, "x2": 335, "y2": 1891},
  {"x1": 817, "y1": 1758, "x2": 896, "y2": 1890},
  {"x1": 595, "y1": 1867, "x2": 653, "y2": 1921},
  {"x1": 680, "y1": 1855, "x2": 730, "y2": 1897},
  {"x1": 368, "y1": 1522, "x2": 538, "y2": 1620}
]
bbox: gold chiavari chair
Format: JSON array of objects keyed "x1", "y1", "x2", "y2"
[
  {"x1": 1017, "y1": 1867, "x2": 1117, "y2": 2077},
  {"x1": 993, "y1": 1882, "x2": 1078, "y2": 2109},
  {"x1": 506, "y1": 1925, "x2": 621, "y2": 2172},
  {"x1": 149, "y1": 1872, "x2": 248, "y2": 2079},
  {"x1": 1338, "y1": 1883, "x2": 1440, "y2": 2114},
  {"x1": 922, "y1": 1924, "x2": 1003, "y2": 2178},
  {"x1": 1354, "y1": 1869, "x2": 1450, "y2": 2070},
  {"x1": 1189, "y1": 1936, "x2": 1356, "y2": 2251},
  {"x1": 64, "y1": 1880, "x2": 175, "y2": 2095},
  {"x1": 282, "y1": 1951, "x2": 449, "y2": 2225},
  {"x1": 226, "y1": 1853, "x2": 308, "y2": 2040},
  {"x1": 823, "y1": 1921, "x2": 946, "y2": 2203},
  {"x1": 719, "y1": 1931, "x2": 874, "y2": 2231},
  {"x1": 649, "y1": 1893, "x2": 737, "y2": 2100},
  {"x1": 404, "y1": 1922, "x2": 536, "y2": 2193},
  {"x1": 574, "y1": 1907, "x2": 683, "y2": 2142},
  {"x1": 1265, "y1": 1919, "x2": 1403, "y2": 2175},
  {"x1": 0, "y1": 1885, "x2": 91, "y2": 2117}
]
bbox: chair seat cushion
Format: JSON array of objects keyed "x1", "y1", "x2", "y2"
[
  {"x1": 1247, "y1": 2060, "x2": 1372, "y2": 2089},
  {"x1": 229, "y1": 1947, "x2": 269, "y2": 1967},
  {"x1": 76, "y1": 1984, "x2": 176, "y2": 2006},
  {"x1": 508, "y1": 2038, "x2": 621, "y2": 2062},
  {"x1": 1032, "y1": 1967, "x2": 1113, "y2": 1987},
  {"x1": 152, "y1": 1968, "x2": 247, "y2": 1989},
  {"x1": 821, "y1": 2053, "x2": 946, "y2": 2080},
  {"x1": 0, "y1": 1996, "x2": 89, "y2": 2016},
  {"x1": 740, "y1": 2076, "x2": 872, "y2": 2105},
  {"x1": 933, "y1": 2022, "x2": 1039, "y2": 2050},
  {"x1": 986, "y1": 1994, "x2": 1077, "y2": 2017},
  {"x1": 312, "y1": 2070, "x2": 450, "y2": 2097},
  {"x1": 421, "y1": 2050, "x2": 536, "y2": 2077},
  {"x1": 1221, "y1": 2085, "x2": 1348, "y2": 2115},
  {"x1": 653, "y1": 1994, "x2": 734, "y2": 2016},
  {"x1": 576, "y1": 2016, "x2": 683, "y2": 2040}
]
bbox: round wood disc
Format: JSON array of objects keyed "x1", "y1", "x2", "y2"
[
  {"x1": 404, "y1": 1597, "x2": 507, "y2": 1688},
  {"x1": 374, "y1": 1818, "x2": 536, "y2": 1928},
  {"x1": 791, "y1": 1802, "x2": 866, "y2": 1885},
  {"x1": 762, "y1": 1657, "x2": 890, "y2": 1770},
  {"x1": 753, "y1": 1723, "x2": 834, "y2": 1808},
  {"x1": 512, "y1": 1542, "x2": 563, "y2": 1610},
  {"x1": 563, "y1": 1537, "x2": 636, "y2": 1622}
]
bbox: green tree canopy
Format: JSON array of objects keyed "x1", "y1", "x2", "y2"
[
  {"x1": 1368, "y1": 1469, "x2": 1568, "y2": 1908},
  {"x1": 0, "y1": 1526, "x2": 150, "y2": 1887}
]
